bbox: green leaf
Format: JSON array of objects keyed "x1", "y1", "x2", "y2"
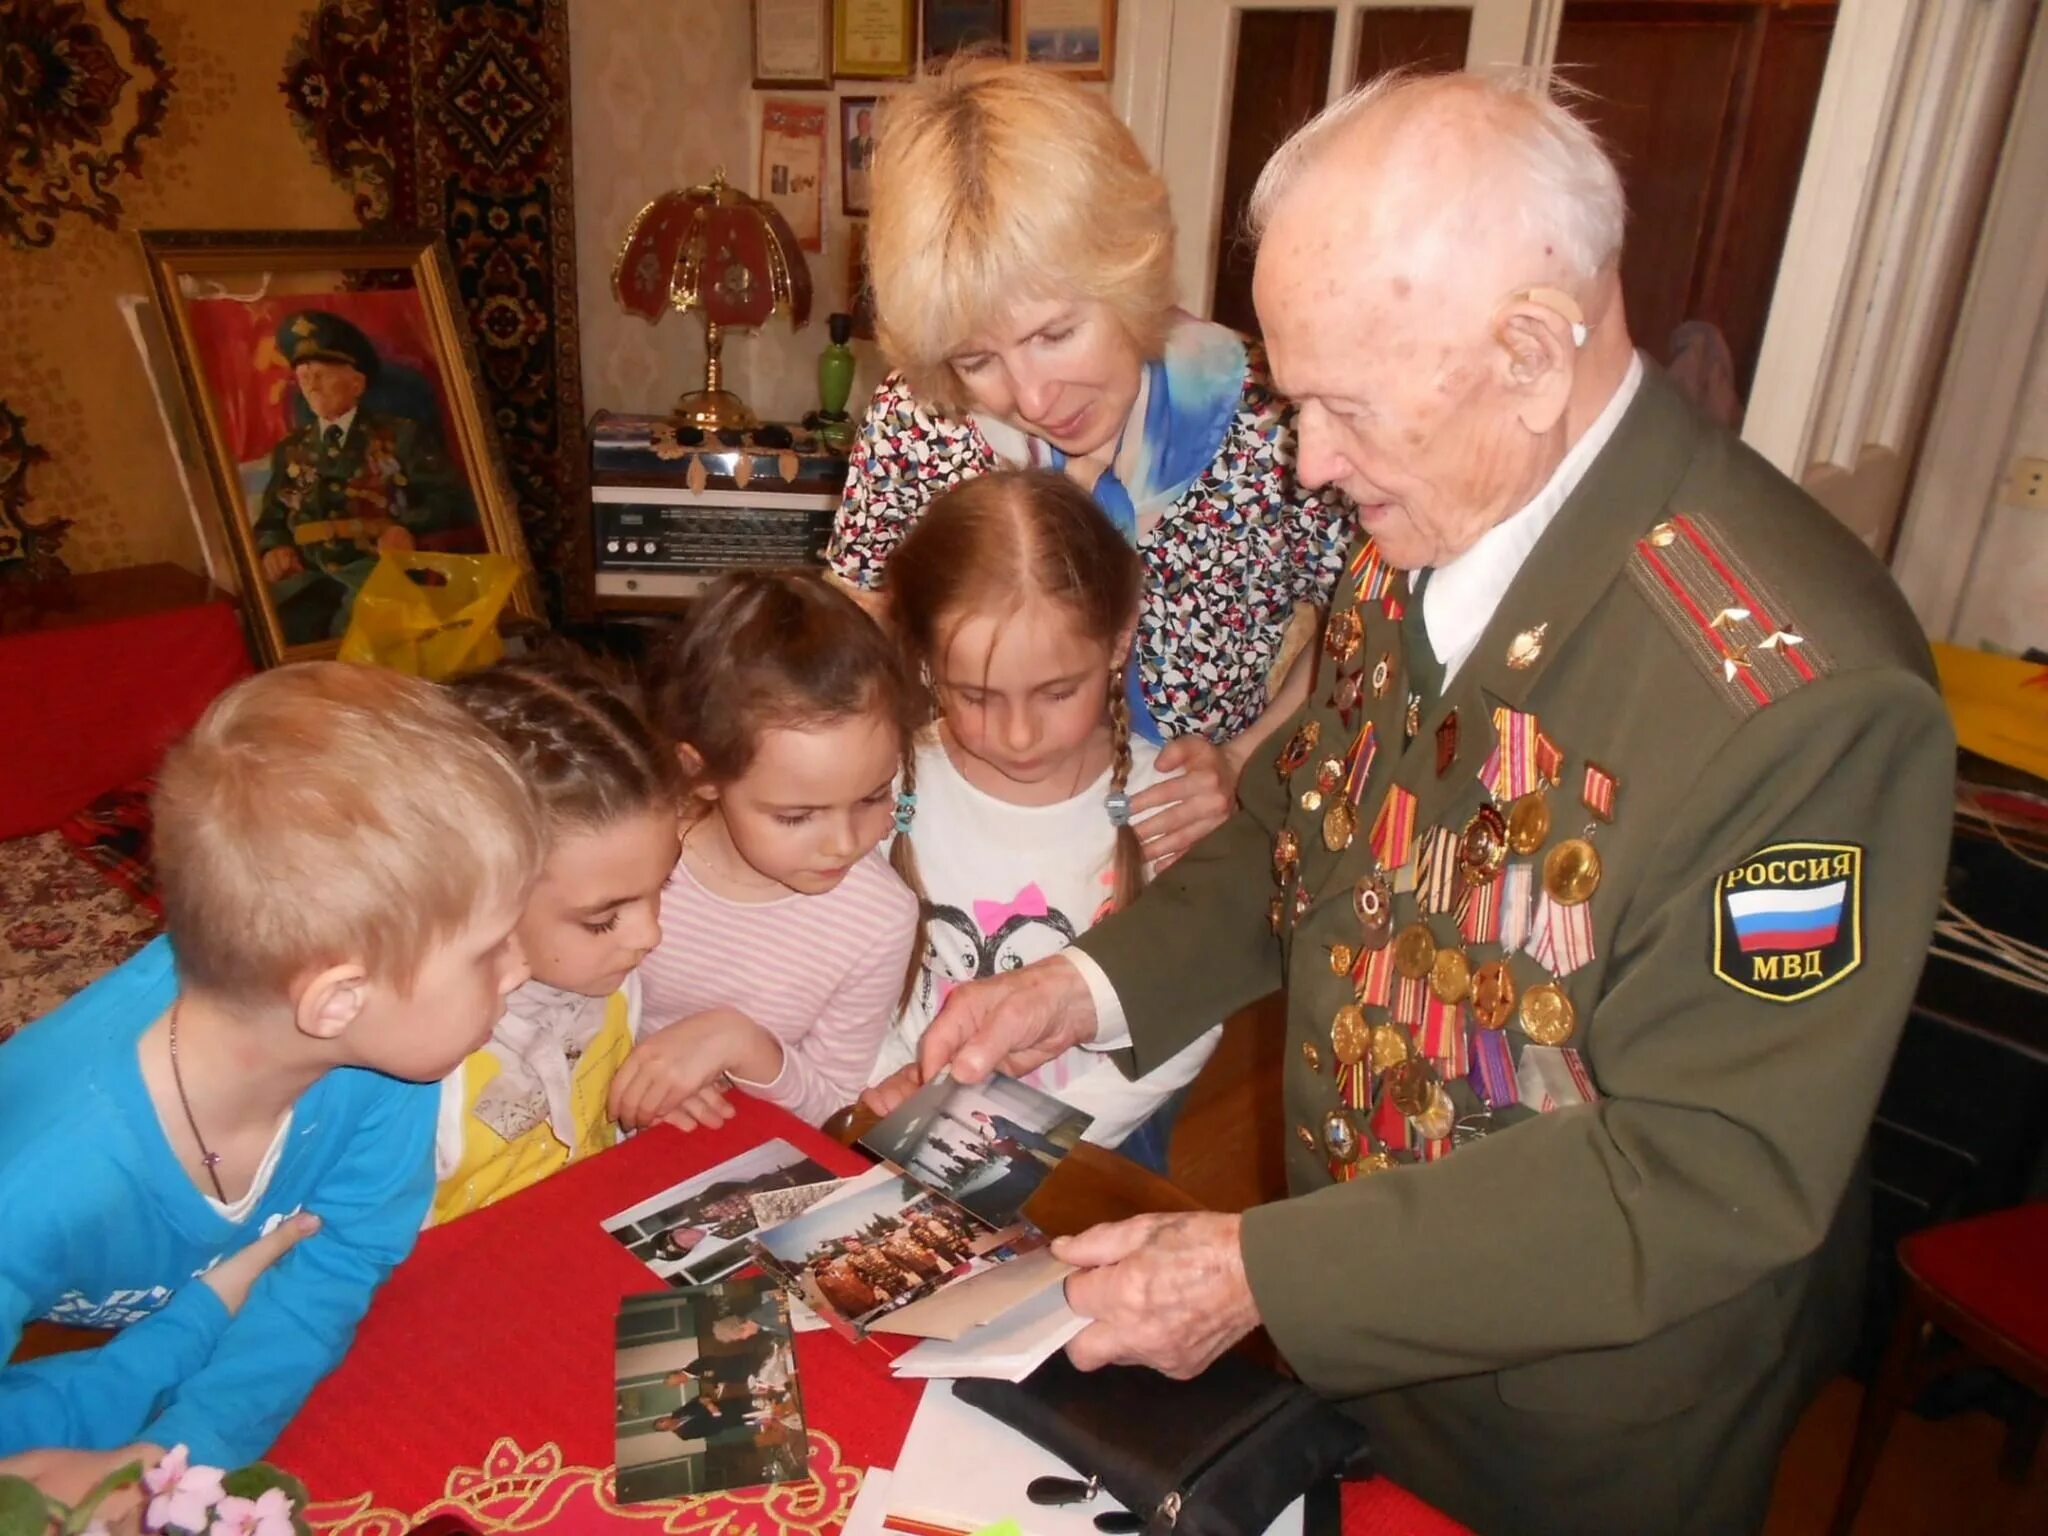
[
  {"x1": 60, "y1": 1460, "x2": 141, "y2": 1534},
  {"x1": 219, "y1": 1463, "x2": 309, "y2": 1507},
  {"x1": 0, "y1": 1476, "x2": 53, "y2": 1536}
]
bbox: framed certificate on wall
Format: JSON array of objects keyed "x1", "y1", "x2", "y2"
[
  {"x1": 924, "y1": 0, "x2": 1006, "y2": 63},
  {"x1": 1012, "y1": 0, "x2": 1114, "y2": 81},
  {"x1": 753, "y1": 0, "x2": 833, "y2": 90},
  {"x1": 835, "y1": 0, "x2": 915, "y2": 80}
]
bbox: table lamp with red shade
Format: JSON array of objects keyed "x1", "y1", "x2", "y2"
[{"x1": 612, "y1": 170, "x2": 813, "y2": 432}]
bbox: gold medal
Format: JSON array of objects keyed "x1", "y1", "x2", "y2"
[
  {"x1": 1330, "y1": 1004, "x2": 1369, "y2": 1065},
  {"x1": 1385, "y1": 1057, "x2": 1436, "y2": 1117},
  {"x1": 1273, "y1": 828, "x2": 1301, "y2": 886},
  {"x1": 1370, "y1": 1022, "x2": 1411, "y2": 1072},
  {"x1": 1274, "y1": 720, "x2": 1321, "y2": 781},
  {"x1": 1269, "y1": 896, "x2": 1285, "y2": 935},
  {"x1": 1507, "y1": 793, "x2": 1551, "y2": 855},
  {"x1": 1353, "y1": 872, "x2": 1394, "y2": 949},
  {"x1": 1542, "y1": 837, "x2": 1602, "y2": 905},
  {"x1": 1392, "y1": 921, "x2": 1438, "y2": 980},
  {"x1": 1301, "y1": 1039, "x2": 1322, "y2": 1073},
  {"x1": 1414, "y1": 1083, "x2": 1456, "y2": 1140},
  {"x1": 1358, "y1": 1150, "x2": 1398, "y2": 1176},
  {"x1": 1302, "y1": 789, "x2": 1324, "y2": 812},
  {"x1": 1470, "y1": 960, "x2": 1516, "y2": 1030},
  {"x1": 1506, "y1": 623, "x2": 1548, "y2": 670},
  {"x1": 1322, "y1": 798, "x2": 1357, "y2": 852},
  {"x1": 1328, "y1": 942, "x2": 1355, "y2": 977},
  {"x1": 1323, "y1": 1108, "x2": 1361, "y2": 1164},
  {"x1": 1324, "y1": 607, "x2": 1364, "y2": 664},
  {"x1": 1405, "y1": 694, "x2": 1421, "y2": 740},
  {"x1": 1429, "y1": 945, "x2": 1472, "y2": 1003},
  {"x1": 1519, "y1": 980, "x2": 1577, "y2": 1045},
  {"x1": 1459, "y1": 804, "x2": 1508, "y2": 886}
]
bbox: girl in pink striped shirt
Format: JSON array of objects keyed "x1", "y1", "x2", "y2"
[{"x1": 611, "y1": 572, "x2": 922, "y2": 1130}]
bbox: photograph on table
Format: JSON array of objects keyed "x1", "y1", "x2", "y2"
[
  {"x1": 602, "y1": 1138, "x2": 841, "y2": 1288},
  {"x1": 613, "y1": 1275, "x2": 808, "y2": 1503},
  {"x1": 752, "y1": 1166, "x2": 1022, "y2": 1337},
  {"x1": 860, "y1": 1072, "x2": 1091, "y2": 1228},
  {"x1": 139, "y1": 230, "x2": 536, "y2": 666}
]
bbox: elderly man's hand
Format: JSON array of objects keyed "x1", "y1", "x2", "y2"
[
  {"x1": 260, "y1": 546, "x2": 303, "y2": 582},
  {"x1": 1055, "y1": 1212, "x2": 1261, "y2": 1378},
  {"x1": 1128, "y1": 735, "x2": 1239, "y2": 869},
  {"x1": 915, "y1": 954, "x2": 1099, "y2": 1085}
]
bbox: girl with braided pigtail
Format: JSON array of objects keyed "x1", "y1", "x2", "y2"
[{"x1": 864, "y1": 470, "x2": 1229, "y2": 1171}]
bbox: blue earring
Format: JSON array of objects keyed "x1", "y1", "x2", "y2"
[{"x1": 893, "y1": 791, "x2": 917, "y2": 833}]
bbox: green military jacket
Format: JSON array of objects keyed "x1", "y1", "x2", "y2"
[
  {"x1": 254, "y1": 410, "x2": 470, "y2": 586},
  {"x1": 1076, "y1": 371, "x2": 1954, "y2": 1535}
]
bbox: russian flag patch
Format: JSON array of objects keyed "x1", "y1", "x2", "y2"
[{"x1": 1713, "y1": 841, "x2": 1863, "y2": 1001}]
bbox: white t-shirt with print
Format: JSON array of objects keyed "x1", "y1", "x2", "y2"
[{"x1": 876, "y1": 734, "x2": 1222, "y2": 1146}]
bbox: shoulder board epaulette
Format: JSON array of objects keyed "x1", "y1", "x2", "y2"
[{"x1": 1626, "y1": 513, "x2": 1832, "y2": 717}]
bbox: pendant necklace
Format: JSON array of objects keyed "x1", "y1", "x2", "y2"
[{"x1": 167, "y1": 1001, "x2": 229, "y2": 1202}]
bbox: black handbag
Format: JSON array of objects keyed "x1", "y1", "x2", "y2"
[{"x1": 955, "y1": 1350, "x2": 1370, "y2": 1536}]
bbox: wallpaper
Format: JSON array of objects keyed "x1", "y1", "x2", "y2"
[
  {"x1": 0, "y1": 0, "x2": 358, "y2": 576},
  {"x1": 570, "y1": 0, "x2": 887, "y2": 427}
]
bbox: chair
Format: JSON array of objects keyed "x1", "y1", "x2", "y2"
[{"x1": 1829, "y1": 1201, "x2": 2048, "y2": 1534}]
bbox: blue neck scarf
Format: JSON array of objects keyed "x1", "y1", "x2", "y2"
[{"x1": 973, "y1": 315, "x2": 1247, "y2": 742}]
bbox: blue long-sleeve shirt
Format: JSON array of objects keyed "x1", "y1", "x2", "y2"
[{"x1": 0, "y1": 938, "x2": 438, "y2": 1465}]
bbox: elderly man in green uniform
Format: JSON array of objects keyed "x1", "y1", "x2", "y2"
[
  {"x1": 254, "y1": 310, "x2": 473, "y2": 645},
  {"x1": 916, "y1": 74, "x2": 1954, "y2": 1536}
]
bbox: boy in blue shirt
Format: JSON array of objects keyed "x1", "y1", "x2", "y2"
[{"x1": 0, "y1": 661, "x2": 543, "y2": 1480}]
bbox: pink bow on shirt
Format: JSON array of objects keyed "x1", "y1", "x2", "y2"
[{"x1": 974, "y1": 882, "x2": 1049, "y2": 936}]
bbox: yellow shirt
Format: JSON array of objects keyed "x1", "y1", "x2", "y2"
[{"x1": 430, "y1": 985, "x2": 635, "y2": 1225}]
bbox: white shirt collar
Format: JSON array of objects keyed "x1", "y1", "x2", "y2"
[
  {"x1": 317, "y1": 407, "x2": 359, "y2": 441},
  {"x1": 1423, "y1": 353, "x2": 1645, "y2": 685}
]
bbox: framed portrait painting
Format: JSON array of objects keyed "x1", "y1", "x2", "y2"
[
  {"x1": 841, "y1": 96, "x2": 879, "y2": 217},
  {"x1": 1011, "y1": 0, "x2": 1114, "y2": 80},
  {"x1": 140, "y1": 230, "x2": 537, "y2": 666}
]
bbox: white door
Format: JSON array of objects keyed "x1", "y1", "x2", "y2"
[{"x1": 1140, "y1": 0, "x2": 1554, "y2": 322}]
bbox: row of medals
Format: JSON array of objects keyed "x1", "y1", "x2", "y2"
[{"x1": 1270, "y1": 596, "x2": 1608, "y2": 1178}]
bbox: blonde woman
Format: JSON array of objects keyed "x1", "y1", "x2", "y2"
[{"x1": 827, "y1": 59, "x2": 1350, "y2": 866}]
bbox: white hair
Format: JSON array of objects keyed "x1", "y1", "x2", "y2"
[{"x1": 1247, "y1": 69, "x2": 1627, "y2": 283}]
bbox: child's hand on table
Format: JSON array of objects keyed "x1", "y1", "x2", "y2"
[{"x1": 610, "y1": 1008, "x2": 783, "y2": 1131}]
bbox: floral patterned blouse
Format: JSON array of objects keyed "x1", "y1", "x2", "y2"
[{"x1": 827, "y1": 342, "x2": 1350, "y2": 744}]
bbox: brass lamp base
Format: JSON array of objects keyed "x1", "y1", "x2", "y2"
[{"x1": 670, "y1": 388, "x2": 759, "y2": 432}]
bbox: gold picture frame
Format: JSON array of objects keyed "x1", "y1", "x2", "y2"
[
  {"x1": 140, "y1": 229, "x2": 539, "y2": 666},
  {"x1": 834, "y1": 0, "x2": 915, "y2": 80},
  {"x1": 1011, "y1": 0, "x2": 1114, "y2": 80}
]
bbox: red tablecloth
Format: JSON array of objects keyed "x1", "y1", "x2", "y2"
[{"x1": 272, "y1": 1102, "x2": 1468, "y2": 1536}]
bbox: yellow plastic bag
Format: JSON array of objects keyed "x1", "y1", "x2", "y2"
[
  {"x1": 337, "y1": 551, "x2": 521, "y2": 681},
  {"x1": 1932, "y1": 641, "x2": 2048, "y2": 783}
]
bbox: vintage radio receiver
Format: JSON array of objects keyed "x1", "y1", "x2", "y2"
[{"x1": 589, "y1": 412, "x2": 850, "y2": 603}]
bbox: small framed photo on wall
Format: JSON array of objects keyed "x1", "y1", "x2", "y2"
[
  {"x1": 760, "y1": 97, "x2": 828, "y2": 252},
  {"x1": 923, "y1": 0, "x2": 1006, "y2": 63},
  {"x1": 753, "y1": 0, "x2": 833, "y2": 90},
  {"x1": 841, "y1": 96, "x2": 879, "y2": 217},
  {"x1": 834, "y1": 0, "x2": 915, "y2": 80},
  {"x1": 1011, "y1": 0, "x2": 1114, "y2": 80},
  {"x1": 847, "y1": 221, "x2": 877, "y2": 340}
]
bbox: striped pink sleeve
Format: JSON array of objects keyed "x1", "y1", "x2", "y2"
[{"x1": 733, "y1": 867, "x2": 921, "y2": 1126}]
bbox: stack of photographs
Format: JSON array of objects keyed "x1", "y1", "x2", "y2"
[
  {"x1": 612, "y1": 1275, "x2": 808, "y2": 1504},
  {"x1": 601, "y1": 1139, "x2": 842, "y2": 1289},
  {"x1": 749, "y1": 1073, "x2": 1092, "y2": 1340}
]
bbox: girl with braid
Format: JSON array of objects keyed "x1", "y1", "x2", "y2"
[
  {"x1": 862, "y1": 471, "x2": 1229, "y2": 1170},
  {"x1": 432, "y1": 656, "x2": 685, "y2": 1222}
]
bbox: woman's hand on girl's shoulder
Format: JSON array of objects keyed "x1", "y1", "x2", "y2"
[{"x1": 1127, "y1": 734, "x2": 1242, "y2": 868}]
